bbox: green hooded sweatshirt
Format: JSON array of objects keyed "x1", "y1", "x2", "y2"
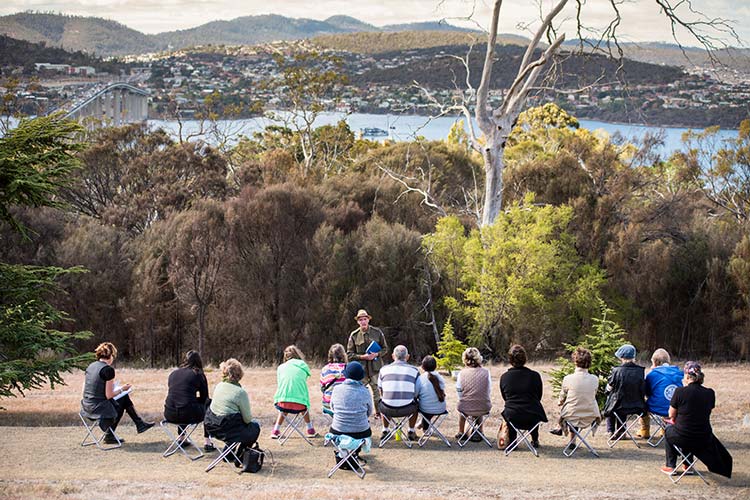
[{"x1": 273, "y1": 358, "x2": 311, "y2": 407}]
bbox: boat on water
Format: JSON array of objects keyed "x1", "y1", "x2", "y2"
[{"x1": 361, "y1": 127, "x2": 389, "y2": 137}]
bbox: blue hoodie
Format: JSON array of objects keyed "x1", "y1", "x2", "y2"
[{"x1": 645, "y1": 364, "x2": 683, "y2": 416}]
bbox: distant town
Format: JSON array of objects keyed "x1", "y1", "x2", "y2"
[{"x1": 4, "y1": 39, "x2": 750, "y2": 129}]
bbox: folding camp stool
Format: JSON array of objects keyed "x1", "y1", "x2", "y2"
[
  {"x1": 457, "y1": 412, "x2": 492, "y2": 448},
  {"x1": 160, "y1": 420, "x2": 204, "y2": 461},
  {"x1": 79, "y1": 412, "x2": 122, "y2": 451},
  {"x1": 418, "y1": 411, "x2": 451, "y2": 448},
  {"x1": 275, "y1": 404, "x2": 313, "y2": 446},
  {"x1": 666, "y1": 445, "x2": 709, "y2": 485},
  {"x1": 379, "y1": 413, "x2": 413, "y2": 448},
  {"x1": 563, "y1": 420, "x2": 599, "y2": 458},
  {"x1": 324, "y1": 434, "x2": 367, "y2": 479},
  {"x1": 607, "y1": 411, "x2": 643, "y2": 448},
  {"x1": 205, "y1": 440, "x2": 242, "y2": 473},
  {"x1": 647, "y1": 413, "x2": 668, "y2": 447},
  {"x1": 503, "y1": 420, "x2": 541, "y2": 457}
]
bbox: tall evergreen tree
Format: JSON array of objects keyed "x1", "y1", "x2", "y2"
[{"x1": 0, "y1": 114, "x2": 92, "y2": 400}]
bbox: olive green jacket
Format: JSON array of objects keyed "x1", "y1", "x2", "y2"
[{"x1": 346, "y1": 325, "x2": 389, "y2": 377}]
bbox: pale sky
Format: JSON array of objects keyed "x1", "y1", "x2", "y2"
[{"x1": 1, "y1": 0, "x2": 748, "y2": 46}]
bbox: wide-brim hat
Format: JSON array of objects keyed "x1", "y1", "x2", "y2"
[{"x1": 354, "y1": 309, "x2": 372, "y2": 320}]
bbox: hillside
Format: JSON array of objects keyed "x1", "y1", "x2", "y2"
[
  {"x1": 313, "y1": 31, "x2": 530, "y2": 54},
  {"x1": 350, "y1": 44, "x2": 685, "y2": 90},
  {"x1": 0, "y1": 12, "x2": 161, "y2": 55},
  {"x1": 0, "y1": 34, "x2": 125, "y2": 72}
]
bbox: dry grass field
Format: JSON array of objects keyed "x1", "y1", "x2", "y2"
[{"x1": 1, "y1": 363, "x2": 748, "y2": 499}]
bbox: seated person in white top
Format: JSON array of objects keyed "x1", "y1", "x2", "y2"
[
  {"x1": 417, "y1": 355, "x2": 447, "y2": 430},
  {"x1": 377, "y1": 345, "x2": 421, "y2": 441}
]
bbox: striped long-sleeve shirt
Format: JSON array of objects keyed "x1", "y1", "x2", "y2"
[{"x1": 377, "y1": 360, "x2": 420, "y2": 407}]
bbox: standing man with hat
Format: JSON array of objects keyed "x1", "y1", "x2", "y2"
[{"x1": 347, "y1": 309, "x2": 389, "y2": 417}]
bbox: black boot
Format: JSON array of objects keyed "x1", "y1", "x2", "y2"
[
  {"x1": 103, "y1": 431, "x2": 124, "y2": 444},
  {"x1": 125, "y1": 404, "x2": 155, "y2": 433}
]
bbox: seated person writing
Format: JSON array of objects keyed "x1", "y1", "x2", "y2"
[{"x1": 80, "y1": 342, "x2": 154, "y2": 444}]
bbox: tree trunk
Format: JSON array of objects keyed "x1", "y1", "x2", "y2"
[
  {"x1": 481, "y1": 143, "x2": 506, "y2": 227},
  {"x1": 198, "y1": 304, "x2": 205, "y2": 358}
]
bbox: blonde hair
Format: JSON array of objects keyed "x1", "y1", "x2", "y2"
[
  {"x1": 327, "y1": 344, "x2": 347, "y2": 363},
  {"x1": 463, "y1": 347, "x2": 482, "y2": 367},
  {"x1": 220, "y1": 358, "x2": 244, "y2": 383},
  {"x1": 283, "y1": 345, "x2": 305, "y2": 362},
  {"x1": 651, "y1": 348, "x2": 671, "y2": 365},
  {"x1": 95, "y1": 342, "x2": 117, "y2": 360}
]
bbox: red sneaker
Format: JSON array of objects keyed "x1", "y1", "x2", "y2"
[{"x1": 660, "y1": 466, "x2": 675, "y2": 475}]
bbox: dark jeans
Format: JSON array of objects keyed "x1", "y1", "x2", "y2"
[
  {"x1": 607, "y1": 409, "x2": 642, "y2": 434},
  {"x1": 378, "y1": 400, "x2": 418, "y2": 418},
  {"x1": 330, "y1": 427, "x2": 372, "y2": 439}
]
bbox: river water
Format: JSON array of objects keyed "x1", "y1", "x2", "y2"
[{"x1": 149, "y1": 112, "x2": 740, "y2": 155}]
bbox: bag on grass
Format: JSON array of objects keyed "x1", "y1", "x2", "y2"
[{"x1": 242, "y1": 443, "x2": 265, "y2": 473}]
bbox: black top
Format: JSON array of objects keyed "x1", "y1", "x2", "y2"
[
  {"x1": 499, "y1": 366, "x2": 548, "y2": 426},
  {"x1": 164, "y1": 366, "x2": 209, "y2": 410},
  {"x1": 671, "y1": 383, "x2": 715, "y2": 438},
  {"x1": 603, "y1": 362, "x2": 646, "y2": 415}
]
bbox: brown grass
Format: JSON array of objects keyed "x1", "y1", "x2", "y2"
[{"x1": 1, "y1": 363, "x2": 749, "y2": 499}]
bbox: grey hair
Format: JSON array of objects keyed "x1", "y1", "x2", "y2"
[
  {"x1": 463, "y1": 347, "x2": 483, "y2": 367},
  {"x1": 651, "y1": 348, "x2": 671, "y2": 365},
  {"x1": 393, "y1": 345, "x2": 408, "y2": 361}
]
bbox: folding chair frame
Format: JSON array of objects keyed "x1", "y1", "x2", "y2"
[
  {"x1": 205, "y1": 441, "x2": 242, "y2": 473},
  {"x1": 504, "y1": 420, "x2": 541, "y2": 457},
  {"x1": 647, "y1": 413, "x2": 668, "y2": 448},
  {"x1": 325, "y1": 436, "x2": 366, "y2": 479},
  {"x1": 457, "y1": 412, "x2": 492, "y2": 448},
  {"x1": 79, "y1": 412, "x2": 122, "y2": 451},
  {"x1": 667, "y1": 445, "x2": 709, "y2": 485},
  {"x1": 276, "y1": 407, "x2": 313, "y2": 446},
  {"x1": 379, "y1": 414, "x2": 413, "y2": 448},
  {"x1": 160, "y1": 420, "x2": 204, "y2": 461},
  {"x1": 418, "y1": 411, "x2": 451, "y2": 448},
  {"x1": 563, "y1": 420, "x2": 599, "y2": 458},
  {"x1": 607, "y1": 412, "x2": 643, "y2": 449}
]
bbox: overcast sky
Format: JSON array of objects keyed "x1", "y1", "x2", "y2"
[{"x1": 2, "y1": 0, "x2": 748, "y2": 45}]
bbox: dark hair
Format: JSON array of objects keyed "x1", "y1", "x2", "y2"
[
  {"x1": 421, "y1": 355, "x2": 445, "y2": 402},
  {"x1": 572, "y1": 347, "x2": 592, "y2": 369},
  {"x1": 508, "y1": 344, "x2": 527, "y2": 368},
  {"x1": 181, "y1": 350, "x2": 203, "y2": 373}
]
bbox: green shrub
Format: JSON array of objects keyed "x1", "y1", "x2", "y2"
[
  {"x1": 435, "y1": 319, "x2": 467, "y2": 371},
  {"x1": 549, "y1": 298, "x2": 629, "y2": 407}
]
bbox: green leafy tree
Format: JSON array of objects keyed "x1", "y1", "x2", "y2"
[
  {"x1": 426, "y1": 194, "x2": 604, "y2": 355},
  {"x1": 435, "y1": 319, "x2": 467, "y2": 372},
  {"x1": 0, "y1": 114, "x2": 93, "y2": 399},
  {"x1": 549, "y1": 298, "x2": 629, "y2": 407}
]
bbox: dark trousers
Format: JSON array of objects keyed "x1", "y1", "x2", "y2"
[
  {"x1": 164, "y1": 400, "x2": 210, "y2": 438},
  {"x1": 98, "y1": 394, "x2": 134, "y2": 432},
  {"x1": 507, "y1": 425, "x2": 539, "y2": 444},
  {"x1": 330, "y1": 427, "x2": 372, "y2": 439},
  {"x1": 664, "y1": 425, "x2": 699, "y2": 467}
]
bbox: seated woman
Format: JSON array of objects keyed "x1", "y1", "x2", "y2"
[
  {"x1": 329, "y1": 362, "x2": 373, "y2": 439},
  {"x1": 417, "y1": 355, "x2": 447, "y2": 430},
  {"x1": 163, "y1": 350, "x2": 214, "y2": 451},
  {"x1": 80, "y1": 342, "x2": 154, "y2": 444},
  {"x1": 602, "y1": 343, "x2": 646, "y2": 435},
  {"x1": 455, "y1": 347, "x2": 492, "y2": 442},
  {"x1": 203, "y1": 358, "x2": 261, "y2": 473},
  {"x1": 320, "y1": 343, "x2": 348, "y2": 416},
  {"x1": 271, "y1": 345, "x2": 317, "y2": 438},
  {"x1": 662, "y1": 361, "x2": 732, "y2": 478},
  {"x1": 499, "y1": 344, "x2": 547, "y2": 448},
  {"x1": 550, "y1": 347, "x2": 601, "y2": 448},
  {"x1": 329, "y1": 361, "x2": 372, "y2": 468}
]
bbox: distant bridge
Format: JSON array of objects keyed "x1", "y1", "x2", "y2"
[{"x1": 62, "y1": 83, "x2": 149, "y2": 126}]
